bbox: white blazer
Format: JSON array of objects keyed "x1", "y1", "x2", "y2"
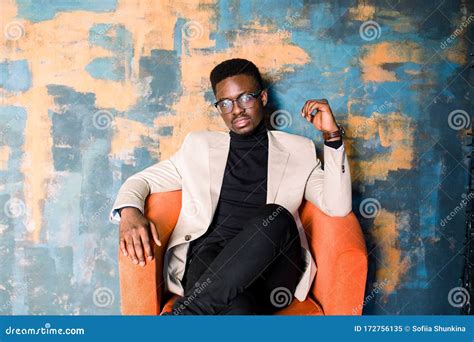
[{"x1": 110, "y1": 129, "x2": 352, "y2": 301}]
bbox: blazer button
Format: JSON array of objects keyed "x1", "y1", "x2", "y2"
[{"x1": 185, "y1": 234, "x2": 191, "y2": 241}]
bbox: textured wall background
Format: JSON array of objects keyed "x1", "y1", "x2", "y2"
[{"x1": 0, "y1": 0, "x2": 472, "y2": 315}]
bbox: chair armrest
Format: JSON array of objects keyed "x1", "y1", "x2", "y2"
[
  {"x1": 118, "y1": 191, "x2": 182, "y2": 315},
  {"x1": 299, "y1": 201, "x2": 368, "y2": 315}
]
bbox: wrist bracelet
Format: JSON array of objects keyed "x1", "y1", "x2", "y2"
[{"x1": 323, "y1": 124, "x2": 345, "y2": 141}]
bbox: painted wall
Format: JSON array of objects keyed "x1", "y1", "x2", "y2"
[{"x1": 0, "y1": 0, "x2": 472, "y2": 314}]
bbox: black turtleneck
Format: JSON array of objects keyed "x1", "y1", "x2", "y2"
[
  {"x1": 186, "y1": 120, "x2": 342, "y2": 259},
  {"x1": 188, "y1": 120, "x2": 269, "y2": 257}
]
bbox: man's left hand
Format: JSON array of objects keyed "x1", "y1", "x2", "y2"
[{"x1": 301, "y1": 99, "x2": 339, "y2": 133}]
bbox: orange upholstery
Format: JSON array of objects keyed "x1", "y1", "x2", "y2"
[{"x1": 118, "y1": 191, "x2": 368, "y2": 315}]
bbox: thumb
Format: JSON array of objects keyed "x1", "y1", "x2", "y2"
[{"x1": 149, "y1": 221, "x2": 162, "y2": 247}]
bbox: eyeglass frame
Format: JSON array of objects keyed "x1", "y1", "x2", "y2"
[{"x1": 213, "y1": 89, "x2": 264, "y2": 114}]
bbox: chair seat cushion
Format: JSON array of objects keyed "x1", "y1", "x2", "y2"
[{"x1": 160, "y1": 294, "x2": 323, "y2": 315}]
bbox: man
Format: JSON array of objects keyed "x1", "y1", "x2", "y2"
[{"x1": 109, "y1": 58, "x2": 351, "y2": 315}]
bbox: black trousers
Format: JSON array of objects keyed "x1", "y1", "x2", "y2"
[{"x1": 171, "y1": 203, "x2": 306, "y2": 315}]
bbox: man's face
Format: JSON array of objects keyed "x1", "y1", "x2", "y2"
[{"x1": 214, "y1": 74, "x2": 268, "y2": 135}]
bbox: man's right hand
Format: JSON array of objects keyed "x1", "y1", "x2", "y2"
[{"x1": 119, "y1": 207, "x2": 162, "y2": 266}]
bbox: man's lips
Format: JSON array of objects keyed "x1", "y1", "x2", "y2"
[{"x1": 233, "y1": 117, "x2": 250, "y2": 128}]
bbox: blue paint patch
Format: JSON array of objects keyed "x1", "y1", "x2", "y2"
[
  {"x1": 127, "y1": 49, "x2": 181, "y2": 125},
  {"x1": 120, "y1": 147, "x2": 157, "y2": 181},
  {"x1": 16, "y1": 0, "x2": 117, "y2": 22},
  {"x1": 157, "y1": 126, "x2": 173, "y2": 136},
  {"x1": 88, "y1": 24, "x2": 133, "y2": 54},
  {"x1": 0, "y1": 105, "x2": 28, "y2": 314},
  {"x1": 86, "y1": 57, "x2": 125, "y2": 81},
  {"x1": 0, "y1": 60, "x2": 31, "y2": 92},
  {"x1": 0, "y1": 106, "x2": 27, "y2": 182},
  {"x1": 47, "y1": 85, "x2": 116, "y2": 172},
  {"x1": 86, "y1": 24, "x2": 133, "y2": 81}
]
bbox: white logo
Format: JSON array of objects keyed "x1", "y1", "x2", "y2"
[
  {"x1": 448, "y1": 110, "x2": 470, "y2": 130},
  {"x1": 92, "y1": 110, "x2": 113, "y2": 130},
  {"x1": 270, "y1": 110, "x2": 292, "y2": 130},
  {"x1": 4, "y1": 198, "x2": 26, "y2": 218},
  {"x1": 4, "y1": 21, "x2": 25, "y2": 41},
  {"x1": 359, "y1": 198, "x2": 381, "y2": 218},
  {"x1": 270, "y1": 287, "x2": 292, "y2": 308},
  {"x1": 182, "y1": 199, "x2": 203, "y2": 218},
  {"x1": 181, "y1": 21, "x2": 203, "y2": 41},
  {"x1": 359, "y1": 21, "x2": 381, "y2": 41},
  {"x1": 447, "y1": 286, "x2": 469, "y2": 308},
  {"x1": 93, "y1": 287, "x2": 115, "y2": 308}
]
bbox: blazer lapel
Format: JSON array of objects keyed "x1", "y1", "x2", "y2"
[
  {"x1": 208, "y1": 133, "x2": 230, "y2": 214},
  {"x1": 267, "y1": 131, "x2": 290, "y2": 203}
]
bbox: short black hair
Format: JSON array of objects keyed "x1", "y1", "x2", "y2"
[{"x1": 210, "y1": 58, "x2": 264, "y2": 94}]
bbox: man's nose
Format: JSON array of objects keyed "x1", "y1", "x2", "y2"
[{"x1": 231, "y1": 99, "x2": 244, "y2": 116}]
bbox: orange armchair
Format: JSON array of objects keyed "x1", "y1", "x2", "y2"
[{"x1": 118, "y1": 191, "x2": 368, "y2": 315}]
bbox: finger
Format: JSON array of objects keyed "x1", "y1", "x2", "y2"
[
  {"x1": 307, "y1": 102, "x2": 329, "y2": 116},
  {"x1": 140, "y1": 226, "x2": 154, "y2": 261},
  {"x1": 305, "y1": 102, "x2": 320, "y2": 120},
  {"x1": 315, "y1": 98, "x2": 328, "y2": 104},
  {"x1": 149, "y1": 221, "x2": 162, "y2": 247},
  {"x1": 132, "y1": 233, "x2": 146, "y2": 266},
  {"x1": 301, "y1": 100, "x2": 311, "y2": 117},
  {"x1": 125, "y1": 235, "x2": 138, "y2": 264},
  {"x1": 120, "y1": 238, "x2": 128, "y2": 256}
]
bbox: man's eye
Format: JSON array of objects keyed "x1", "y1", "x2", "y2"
[
  {"x1": 219, "y1": 100, "x2": 231, "y2": 108},
  {"x1": 240, "y1": 94, "x2": 252, "y2": 102}
]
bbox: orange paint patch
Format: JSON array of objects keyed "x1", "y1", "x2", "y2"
[
  {"x1": 360, "y1": 41, "x2": 423, "y2": 82},
  {"x1": 441, "y1": 39, "x2": 467, "y2": 65},
  {"x1": 349, "y1": 3, "x2": 376, "y2": 21},
  {"x1": 20, "y1": 88, "x2": 55, "y2": 243},
  {"x1": 344, "y1": 111, "x2": 415, "y2": 186},
  {"x1": 372, "y1": 210, "x2": 411, "y2": 297},
  {"x1": 0, "y1": 146, "x2": 11, "y2": 170}
]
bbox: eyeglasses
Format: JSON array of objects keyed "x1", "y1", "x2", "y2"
[{"x1": 213, "y1": 90, "x2": 263, "y2": 114}]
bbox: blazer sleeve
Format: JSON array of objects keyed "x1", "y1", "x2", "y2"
[
  {"x1": 108, "y1": 133, "x2": 191, "y2": 223},
  {"x1": 304, "y1": 140, "x2": 352, "y2": 217}
]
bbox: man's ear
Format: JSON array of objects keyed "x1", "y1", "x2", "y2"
[{"x1": 261, "y1": 89, "x2": 268, "y2": 107}]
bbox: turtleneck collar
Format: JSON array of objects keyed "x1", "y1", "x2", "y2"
[{"x1": 229, "y1": 119, "x2": 268, "y2": 141}]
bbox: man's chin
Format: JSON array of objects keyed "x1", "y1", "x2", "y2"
[{"x1": 232, "y1": 125, "x2": 254, "y2": 135}]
